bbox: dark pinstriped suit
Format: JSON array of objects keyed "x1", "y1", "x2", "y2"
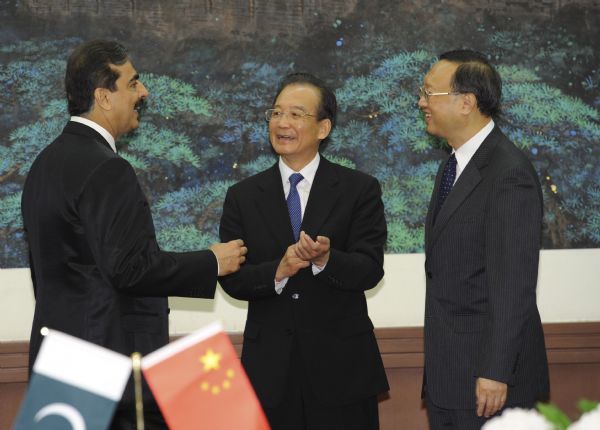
[{"x1": 423, "y1": 126, "x2": 549, "y2": 417}]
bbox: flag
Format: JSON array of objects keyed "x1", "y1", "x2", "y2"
[
  {"x1": 141, "y1": 321, "x2": 270, "y2": 430},
  {"x1": 13, "y1": 329, "x2": 131, "y2": 430}
]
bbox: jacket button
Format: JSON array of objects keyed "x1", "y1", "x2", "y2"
[
  {"x1": 426, "y1": 271, "x2": 433, "y2": 279},
  {"x1": 291, "y1": 293, "x2": 300, "y2": 300}
]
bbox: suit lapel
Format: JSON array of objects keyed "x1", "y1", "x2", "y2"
[
  {"x1": 426, "y1": 127, "x2": 501, "y2": 253},
  {"x1": 301, "y1": 157, "x2": 341, "y2": 238},
  {"x1": 255, "y1": 164, "x2": 296, "y2": 249}
]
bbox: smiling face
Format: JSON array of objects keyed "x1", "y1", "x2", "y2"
[
  {"x1": 269, "y1": 83, "x2": 331, "y2": 171},
  {"x1": 102, "y1": 61, "x2": 149, "y2": 138},
  {"x1": 418, "y1": 60, "x2": 464, "y2": 143}
]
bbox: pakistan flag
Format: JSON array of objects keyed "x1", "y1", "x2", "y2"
[{"x1": 13, "y1": 330, "x2": 131, "y2": 430}]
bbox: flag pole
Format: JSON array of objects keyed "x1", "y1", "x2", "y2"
[{"x1": 131, "y1": 352, "x2": 145, "y2": 430}]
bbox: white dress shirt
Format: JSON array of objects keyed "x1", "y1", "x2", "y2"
[
  {"x1": 275, "y1": 153, "x2": 325, "y2": 293},
  {"x1": 70, "y1": 116, "x2": 117, "y2": 153},
  {"x1": 453, "y1": 119, "x2": 494, "y2": 184}
]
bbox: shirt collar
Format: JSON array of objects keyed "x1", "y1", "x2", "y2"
[
  {"x1": 279, "y1": 153, "x2": 320, "y2": 187},
  {"x1": 454, "y1": 119, "x2": 494, "y2": 174},
  {"x1": 70, "y1": 116, "x2": 117, "y2": 153}
]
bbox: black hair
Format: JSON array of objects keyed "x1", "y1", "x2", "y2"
[
  {"x1": 439, "y1": 49, "x2": 502, "y2": 118},
  {"x1": 65, "y1": 40, "x2": 129, "y2": 116}
]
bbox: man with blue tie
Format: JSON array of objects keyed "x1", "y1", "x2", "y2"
[
  {"x1": 419, "y1": 50, "x2": 549, "y2": 429},
  {"x1": 219, "y1": 73, "x2": 389, "y2": 429}
]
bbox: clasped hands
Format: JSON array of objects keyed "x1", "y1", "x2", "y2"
[{"x1": 275, "y1": 231, "x2": 330, "y2": 282}]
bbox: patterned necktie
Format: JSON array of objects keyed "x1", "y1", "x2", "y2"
[
  {"x1": 287, "y1": 173, "x2": 304, "y2": 241},
  {"x1": 435, "y1": 153, "x2": 457, "y2": 221}
]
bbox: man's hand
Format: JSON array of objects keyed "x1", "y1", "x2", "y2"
[
  {"x1": 210, "y1": 239, "x2": 247, "y2": 276},
  {"x1": 275, "y1": 244, "x2": 310, "y2": 281},
  {"x1": 294, "y1": 231, "x2": 330, "y2": 267},
  {"x1": 476, "y1": 377, "x2": 507, "y2": 418}
]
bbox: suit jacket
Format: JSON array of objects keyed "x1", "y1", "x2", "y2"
[
  {"x1": 423, "y1": 126, "x2": 549, "y2": 409},
  {"x1": 21, "y1": 121, "x2": 218, "y2": 419},
  {"x1": 219, "y1": 156, "x2": 389, "y2": 407}
]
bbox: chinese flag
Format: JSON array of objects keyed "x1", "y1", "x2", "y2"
[{"x1": 141, "y1": 321, "x2": 270, "y2": 430}]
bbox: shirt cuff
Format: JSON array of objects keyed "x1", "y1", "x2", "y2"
[
  {"x1": 312, "y1": 262, "x2": 326, "y2": 275},
  {"x1": 210, "y1": 250, "x2": 220, "y2": 276},
  {"x1": 274, "y1": 277, "x2": 289, "y2": 294}
]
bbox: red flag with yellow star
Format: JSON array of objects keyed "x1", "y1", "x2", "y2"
[{"x1": 141, "y1": 321, "x2": 270, "y2": 430}]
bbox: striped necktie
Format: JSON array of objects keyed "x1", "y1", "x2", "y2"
[
  {"x1": 287, "y1": 173, "x2": 304, "y2": 241},
  {"x1": 434, "y1": 153, "x2": 457, "y2": 222}
]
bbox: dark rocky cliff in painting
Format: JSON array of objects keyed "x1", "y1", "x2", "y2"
[{"x1": 18, "y1": 0, "x2": 359, "y2": 40}]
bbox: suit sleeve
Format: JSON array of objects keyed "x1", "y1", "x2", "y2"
[
  {"x1": 77, "y1": 157, "x2": 218, "y2": 298},
  {"x1": 477, "y1": 166, "x2": 542, "y2": 383},
  {"x1": 218, "y1": 186, "x2": 280, "y2": 301},
  {"x1": 316, "y1": 176, "x2": 386, "y2": 292}
]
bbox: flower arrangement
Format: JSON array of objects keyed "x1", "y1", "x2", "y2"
[{"x1": 482, "y1": 400, "x2": 599, "y2": 430}]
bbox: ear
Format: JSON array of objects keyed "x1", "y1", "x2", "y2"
[
  {"x1": 94, "y1": 88, "x2": 112, "y2": 111},
  {"x1": 461, "y1": 93, "x2": 478, "y2": 115},
  {"x1": 317, "y1": 118, "x2": 332, "y2": 140}
]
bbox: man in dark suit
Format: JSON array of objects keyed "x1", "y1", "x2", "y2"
[
  {"x1": 21, "y1": 40, "x2": 247, "y2": 429},
  {"x1": 219, "y1": 73, "x2": 389, "y2": 430},
  {"x1": 419, "y1": 50, "x2": 549, "y2": 429}
]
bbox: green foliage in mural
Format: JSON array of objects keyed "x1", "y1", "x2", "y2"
[
  {"x1": 153, "y1": 181, "x2": 234, "y2": 251},
  {"x1": 324, "y1": 155, "x2": 356, "y2": 170},
  {"x1": 1, "y1": 5, "x2": 599, "y2": 267},
  {"x1": 381, "y1": 161, "x2": 439, "y2": 253},
  {"x1": 239, "y1": 154, "x2": 277, "y2": 177},
  {"x1": 121, "y1": 123, "x2": 200, "y2": 168},
  {"x1": 141, "y1": 73, "x2": 212, "y2": 118},
  {"x1": 336, "y1": 50, "x2": 430, "y2": 113},
  {"x1": 0, "y1": 38, "x2": 77, "y2": 119},
  {"x1": 4, "y1": 118, "x2": 65, "y2": 176},
  {"x1": 156, "y1": 225, "x2": 216, "y2": 253},
  {"x1": 0, "y1": 193, "x2": 21, "y2": 229}
]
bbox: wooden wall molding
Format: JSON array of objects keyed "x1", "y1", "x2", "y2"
[{"x1": 2, "y1": 322, "x2": 600, "y2": 429}]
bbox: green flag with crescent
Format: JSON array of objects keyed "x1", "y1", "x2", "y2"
[{"x1": 13, "y1": 330, "x2": 131, "y2": 430}]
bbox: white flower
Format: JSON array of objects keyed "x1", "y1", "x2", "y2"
[
  {"x1": 482, "y1": 407, "x2": 553, "y2": 430},
  {"x1": 568, "y1": 405, "x2": 600, "y2": 430}
]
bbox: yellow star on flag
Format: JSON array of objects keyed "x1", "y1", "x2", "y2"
[{"x1": 199, "y1": 348, "x2": 221, "y2": 372}]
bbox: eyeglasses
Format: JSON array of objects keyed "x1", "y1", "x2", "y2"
[
  {"x1": 418, "y1": 86, "x2": 461, "y2": 101},
  {"x1": 265, "y1": 108, "x2": 316, "y2": 122}
]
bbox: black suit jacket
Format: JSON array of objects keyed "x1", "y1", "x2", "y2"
[
  {"x1": 219, "y1": 156, "x2": 389, "y2": 407},
  {"x1": 21, "y1": 121, "x2": 218, "y2": 419},
  {"x1": 423, "y1": 126, "x2": 549, "y2": 409}
]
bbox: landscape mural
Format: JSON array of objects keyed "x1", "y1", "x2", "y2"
[{"x1": 1, "y1": 0, "x2": 599, "y2": 267}]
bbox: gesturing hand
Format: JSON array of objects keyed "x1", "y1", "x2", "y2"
[{"x1": 210, "y1": 239, "x2": 247, "y2": 276}]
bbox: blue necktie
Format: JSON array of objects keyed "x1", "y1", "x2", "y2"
[
  {"x1": 287, "y1": 173, "x2": 304, "y2": 241},
  {"x1": 435, "y1": 153, "x2": 457, "y2": 221}
]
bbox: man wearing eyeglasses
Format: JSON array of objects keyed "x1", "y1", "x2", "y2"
[
  {"x1": 418, "y1": 50, "x2": 549, "y2": 429},
  {"x1": 219, "y1": 72, "x2": 389, "y2": 429}
]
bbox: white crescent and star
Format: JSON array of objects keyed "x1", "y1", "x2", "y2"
[{"x1": 34, "y1": 403, "x2": 86, "y2": 430}]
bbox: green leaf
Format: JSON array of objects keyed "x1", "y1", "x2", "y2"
[
  {"x1": 536, "y1": 403, "x2": 571, "y2": 430},
  {"x1": 578, "y1": 399, "x2": 599, "y2": 413}
]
